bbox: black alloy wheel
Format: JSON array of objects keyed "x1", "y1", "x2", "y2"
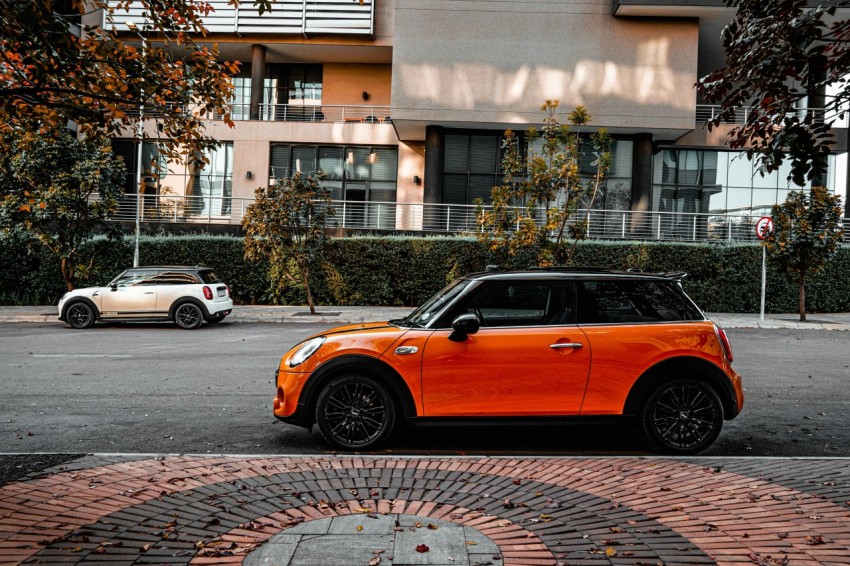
[
  {"x1": 642, "y1": 378, "x2": 723, "y2": 454},
  {"x1": 174, "y1": 303, "x2": 203, "y2": 330},
  {"x1": 315, "y1": 375, "x2": 396, "y2": 450},
  {"x1": 66, "y1": 302, "x2": 95, "y2": 329}
]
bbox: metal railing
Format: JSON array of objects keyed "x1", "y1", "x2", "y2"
[
  {"x1": 218, "y1": 104, "x2": 391, "y2": 123},
  {"x1": 696, "y1": 105, "x2": 849, "y2": 128},
  {"x1": 107, "y1": 195, "x2": 848, "y2": 244}
]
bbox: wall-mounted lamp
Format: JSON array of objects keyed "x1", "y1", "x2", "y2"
[
  {"x1": 362, "y1": 91, "x2": 370, "y2": 101},
  {"x1": 413, "y1": 175, "x2": 421, "y2": 185},
  {"x1": 246, "y1": 171, "x2": 253, "y2": 179}
]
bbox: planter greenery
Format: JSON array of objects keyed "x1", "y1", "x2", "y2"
[{"x1": 1, "y1": 233, "x2": 849, "y2": 314}]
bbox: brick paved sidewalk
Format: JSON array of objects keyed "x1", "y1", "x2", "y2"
[{"x1": 2, "y1": 455, "x2": 850, "y2": 566}]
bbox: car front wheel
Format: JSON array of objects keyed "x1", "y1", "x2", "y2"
[
  {"x1": 66, "y1": 302, "x2": 96, "y2": 329},
  {"x1": 641, "y1": 378, "x2": 723, "y2": 455},
  {"x1": 315, "y1": 374, "x2": 396, "y2": 451},
  {"x1": 174, "y1": 303, "x2": 203, "y2": 330}
]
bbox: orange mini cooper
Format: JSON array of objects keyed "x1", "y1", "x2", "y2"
[{"x1": 274, "y1": 268, "x2": 744, "y2": 454}]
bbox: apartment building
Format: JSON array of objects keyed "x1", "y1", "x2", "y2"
[{"x1": 107, "y1": 0, "x2": 849, "y2": 239}]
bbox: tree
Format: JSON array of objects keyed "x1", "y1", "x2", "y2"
[
  {"x1": 476, "y1": 101, "x2": 612, "y2": 266},
  {"x1": 0, "y1": 0, "x2": 242, "y2": 163},
  {"x1": 0, "y1": 129, "x2": 127, "y2": 291},
  {"x1": 763, "y1": 186, "x2": 844, "y2": 321},
  {"x1": 697, "y1": 0, "x2": 850, "y2": 187},
  {"x1": 242, "y1": 174, "x2": 335, "y2": 314}
]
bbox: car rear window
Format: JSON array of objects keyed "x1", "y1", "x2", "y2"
[
  {"x1": 199, "y1": 270, "x2": 221, "y2": 284},
  {"x1": 577, "y1": 280, "x2": 703, "y2": 324}
]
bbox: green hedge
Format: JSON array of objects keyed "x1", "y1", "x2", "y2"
[{"x1": 2, "y1": 233, "x2": 849, "y2": 313}]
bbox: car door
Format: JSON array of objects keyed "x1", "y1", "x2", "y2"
[
  {"x1": 420, "y1": 281, "x2": 591, "y2": 416},
  {"x1": 98, "y1": 269, "x2": 159, "y2": 317}
]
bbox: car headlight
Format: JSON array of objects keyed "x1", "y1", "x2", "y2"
[{"x1": 288, "y1": 337, "x2": 325, "y2": 368}]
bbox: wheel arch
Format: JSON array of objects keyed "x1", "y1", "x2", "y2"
[
  {"x1": 623, "y1": 356, "x2": 739, "y2": 420},
  {"x1": 299, "y1": 354, "x2": 417, "y2": 427},
  {"x1": 168, "y1": 297, "x2": 208, "y2": 319},
  {"x1": 60, "y1": 297, "x2": 100, "y2": 321}
]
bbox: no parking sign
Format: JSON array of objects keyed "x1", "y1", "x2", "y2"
[{"x1": 756, "y1": 216, "x2": 774, "y2": 240}]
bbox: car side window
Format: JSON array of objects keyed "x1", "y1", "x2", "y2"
[
  {"x1": 577, "y1": 280, "x2": 702, "y2": 324},
  {"x1": 155, "y1": 271, "x2": 201, "y2": 285},
  {"x1": 112, "y1": 270, "x2": 159, "y2": 287},
  {"x1": 440, "y1": 282, "x2": 576, "y2": 328}
]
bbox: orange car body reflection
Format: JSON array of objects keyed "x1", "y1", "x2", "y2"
[{"x1": 275, "y1": 319, "x2": 742, "y2": 420}]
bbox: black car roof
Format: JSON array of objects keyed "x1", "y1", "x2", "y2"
[{"x1": 462, "y1": 268, "x2": 686, "y2": 282}]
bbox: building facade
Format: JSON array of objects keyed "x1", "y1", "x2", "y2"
[{"x1": 106, "y1": 0, "x2": 849, "y2": 237}]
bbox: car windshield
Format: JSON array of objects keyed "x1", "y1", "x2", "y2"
[{"x1": 394, "y1": 279, "x2": 473, "y2": 328}]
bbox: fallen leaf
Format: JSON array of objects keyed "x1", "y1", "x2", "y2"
[
  {"x1": 427, "y1": 523, "x2": 439, "y2": 530},
  {"x1": 368, "y1": 557, "x2": 381, "y2": 566},
  {"x1": 416, "y1": 544, "x2": 429, "y2": 553},
  {"x1": 356, "y1": 525, "x2": 364, "y2": 532},
  {"x1": 605, "y1": 547, "x2": 617, "y2": 557}
]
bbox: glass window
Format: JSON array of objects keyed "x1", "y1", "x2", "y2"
[
  {"x1": 191, "y1": 143, "x2": 233, "y2": 216},
  {"x1": 198, "y1": 270, "x2": 221, "y2": 284},
  {"x1": 154, "y1": 271, "x2": 201, "y2": 285},
  {"x1": 439, "y1": 282, "x2": 576, "y2": 328},
  {"x1": 576, "y1": 280, "x2": 702, "y2": 324},
  {"x1": 109, "y1": 270, "x2": 159, "y2": 287},
  {"x1": 268, "y1": 144, "x2": 399, "y2": 223}
]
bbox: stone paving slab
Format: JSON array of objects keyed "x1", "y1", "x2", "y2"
[{"x1": 1, "y1": 455, "x2": 850, "y2": 565}]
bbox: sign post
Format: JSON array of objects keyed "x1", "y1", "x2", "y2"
[{"x1": 755, "y1": 216, "x2": 774, "y2": 322}]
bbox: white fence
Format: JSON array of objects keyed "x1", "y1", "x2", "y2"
[{"x1": 111, "y1": 195, "x2": 847, "y2": 243}]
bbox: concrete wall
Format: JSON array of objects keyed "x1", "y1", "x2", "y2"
[
  {"x1": 324, "y1": 64, "x2": 392, "y2": 106},
  {"x1": 391, "y1": 0, "x2": 699, "y2": 137}
]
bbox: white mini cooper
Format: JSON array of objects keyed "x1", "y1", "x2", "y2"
[{"x1": 58, "y1": 266, "x2": 233, "y2": 330}]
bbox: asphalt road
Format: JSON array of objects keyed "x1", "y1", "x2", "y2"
[{"x1": 0, "y1": 321, "x2": 848, "y2": 457}]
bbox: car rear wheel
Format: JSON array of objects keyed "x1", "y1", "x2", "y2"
[
  {"x1": 641, "y1": 378, "x2": 723, "y2": 455},
  {"x1": 66, "y1": 302, "x2": 95, "y2": 329},
  {"x1": 315, "y1": 374, "x2": 396, "y2": 450},
  {"x1": 174, "y1": 303, "x2": 203, "y2": 330}
]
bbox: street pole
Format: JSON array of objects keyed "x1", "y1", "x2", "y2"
[
  {"x1": 760, "y1": 244, "x2": 767, "y2": 322},
  {"x1": 133, "y1": 39, "x2": 145, "y2": 268}
]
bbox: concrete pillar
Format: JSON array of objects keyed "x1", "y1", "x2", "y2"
[
  {"x1": 630, "y1": 133, "x2": 653, "y2": 238},
  {"x1": 424, "y1": 125, "x2": 445, "y2": 204},
  {"x1": 250, "y1": 45, "x2": 266, "y2": 121}
]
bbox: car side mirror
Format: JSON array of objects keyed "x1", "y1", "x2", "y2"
[
  {"x1": 449, "y1": 313, "x2": 480, "y2": 342},
  {"x1": 110, "y1": 284, "x2": 118, "y2": 291}
]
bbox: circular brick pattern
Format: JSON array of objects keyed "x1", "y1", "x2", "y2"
[{"x1": 1, "y1": 456, "x2": 849, "y2": 565}]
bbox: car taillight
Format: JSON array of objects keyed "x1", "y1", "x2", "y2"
[
  {"x1": 715, "y1": 326, "x2": 734, "y2": 363},
  {"x1": 203, "y1": 286, "x2": 213, "y2": 300}
]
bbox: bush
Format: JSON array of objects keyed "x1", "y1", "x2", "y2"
[{"x1": 2, "y1": 232, "x2": 849, "y2": 313}]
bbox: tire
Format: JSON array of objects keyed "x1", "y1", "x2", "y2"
[
  {"x1": 641, "y1": 378, "x2": 724, "y2": 455},
  {"x1": 174, "y1": 302, "x2": 203, "y2": 330},
  {"x1": 315, "y1": 374, "x2": 397, "y2": 451},
  {"x1": 65, "y1": 302, "x2": 96, "y2": 329}
]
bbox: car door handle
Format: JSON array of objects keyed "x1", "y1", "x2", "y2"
[
  {"x1": 550, "y1": 342, "x2": 583, "y2": 349},
  {"x1": 144, "y1": 291, "x2": 155, "y2": 294}
]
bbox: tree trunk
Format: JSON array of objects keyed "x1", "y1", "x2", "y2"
[
  {"x1": 60, "y1": 257, "x2": 75, "y2": 291},
  {"x1": 304, "y1": 269, "x2": 316, "y2": 315},
  {"x1": 798, "y1": 273, "x2": 806, "y2": 322}
]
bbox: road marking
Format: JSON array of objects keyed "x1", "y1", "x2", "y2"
[{"x1": 30, "y1": 354, "x2": 132, "y2": 358}]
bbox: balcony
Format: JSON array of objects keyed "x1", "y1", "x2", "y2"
[
  {"x1": 109, "y1": 195, "x2": 847, "y2": 244},
  {"x1": 221, "y1": 104, "x2": 391, "y2": 123},
  {"x1": 696, "y1": 105, "x2": 848, "y2": 128},
  {"x1": 105, "y1": 0, "x2": 375, "y2": 36}
]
